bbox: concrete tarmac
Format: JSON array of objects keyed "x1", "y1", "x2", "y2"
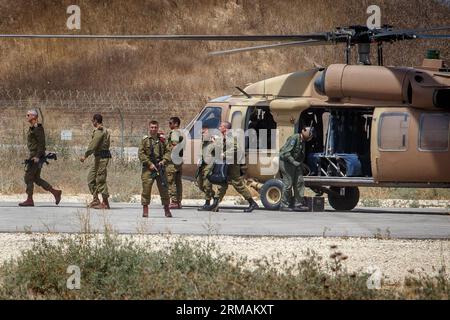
[{"x1": 0, "y1": 202, "x2": 449, "y2": 239}]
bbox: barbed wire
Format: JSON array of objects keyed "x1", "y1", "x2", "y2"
[{"x1": 0, "y1": 88, "x2": 208, "y2": 107}]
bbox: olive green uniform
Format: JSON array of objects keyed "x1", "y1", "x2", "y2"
[
  {"x1": 196, "y1": 139, "x2": 215, "y2": 201},
  {"x1": 214, "y1": 133, "x2": 252, "y2": 201},
  {"x1": 139, "y1": 134, "x2": 171, "y2": 206},
  {"x1": 279, "y1": 133, "x2": 305, "y2": 208},
  {"x1": 166, "y1": 129, "x2": 183, "y2": 203},
  {"x1": 85, "y1": 126, "x2": 111, "y2": 199},
  {"x1": 24, "y1": 124, "x2": 52, "y2": 196}
]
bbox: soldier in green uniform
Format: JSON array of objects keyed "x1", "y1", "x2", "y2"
[
  {"x1": 19, "y1": 109, "x2": 62, "y2": 207},
  {"x1": 80, "y1": 114, "x2": 111, "y2": 210},
  {"x1": 196, "y1": 125, "x2": 215, "y2": 211},
  {"x1": 208, "y1": 121, "x2": 259, "y2": 213},
  {"x1": 279, "y1": 127, "x2": 313, "y2": 212},
  {"x1": 139, "y1": 120, "x2": 172, "y2": 218},
  {"x1": 166, "y1": 117, "x2": 184, "y2": 209}
]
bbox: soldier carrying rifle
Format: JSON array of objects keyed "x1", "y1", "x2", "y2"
[
  {"x1": 19, "y1": 109, "x2": 62, "y2": 207},
  {"x1": 139, "y1": 120, "x2": 172, "y2": 218}
]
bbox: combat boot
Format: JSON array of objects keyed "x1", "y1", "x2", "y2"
[
  {"x1": 293, "y1": 204, "x2": 309, "y2": 212},
  {"x1": 143, "y1": 205, "x2": 149, "y2": 218},
  {"x1": 93, "y1": 196, "x2": 110, "y2": 210},
  {"x1": 169, "y1": 201, "x2": 179, "y2": 209},
  {"x1": 88, "y1": 196, "x2": 100, "y2": 208},
  {"x1": 209, "y1": 197, "x2": 220, "y2": 212},
  {"x1": 48, "y1": 187, "x2": 62, "y2": 205},
  {"x1": 197, "y1": 200, "x2": 210, "y2": 211},
  {"x1": 102, "y1": 196, "x2": 111, "y2": 210},
  {"x1": 244, "y1": 198, "x2": 259, "y2": 213},
  {"x1": 164, "y1": 205, "x2": 172, "y2": 218},
  {"x1": 19, "y1": 196, "x2": 34, "y2": 207},
  {"x1": 280, "y1": 206, "x2": 294, "y2": 212},
  {"x1": 177, "y1": 201, "x2": 182, "y2": 209}
]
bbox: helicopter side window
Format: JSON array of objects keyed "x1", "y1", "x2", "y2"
[
  {"x1": 419, "y1": 113, "x2": 450, "y2": 152},
  {"x1": 378, "y1": 113, "x2": 410, "y2": 151},
  {"x1": 189, "y1": 106, "x2": 222, "y2": 139}
]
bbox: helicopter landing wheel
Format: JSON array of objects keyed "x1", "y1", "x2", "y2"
[
  {"x1": 327, "y1": 186, "x2": 360, "y2": 211},
  {"x1": 260, "y1": 179, "x2": 283, "y2": 210}
]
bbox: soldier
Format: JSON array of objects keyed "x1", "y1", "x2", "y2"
[
  {"x1": 139, "y1": 120, "x2": 172, "y2": 218},
  {"x1": 196, "y1": 125, "x2": 215, "y2": 211},
  {"x1": 208, "y1": 121, "x2": 259, "y2": 213},
  {"x1": 279, "y1": 127, "x2": 313, "y2": 212},
  {"x1": 80, "y1": 114, "x2": 111, "y2": 210},
  {"x1": 166, "y1": 117, "x2": 183, "y2": 209},
  {"x1": 19, "y1": 109, "x2": 62, "y2": 207}
]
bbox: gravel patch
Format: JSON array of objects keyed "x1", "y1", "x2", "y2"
[{"x1": 0, "y1": 233, "x2": 448, "y2": 284}]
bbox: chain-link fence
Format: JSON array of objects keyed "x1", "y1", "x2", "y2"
[{"x1": 0, "y1": 88, "x2": 207, "y2": 159}]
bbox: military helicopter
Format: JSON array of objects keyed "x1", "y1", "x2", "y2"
[
  {"x1": 173, "y1": 25, "x2": 450, "y2": 211},
  {"x1": 2, "y1": 25, "x2": 450, "y2": 211}
]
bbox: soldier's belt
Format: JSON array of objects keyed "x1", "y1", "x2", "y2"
[{"x1": 94, "y1": 150, "x2": 112, "y2": 159}]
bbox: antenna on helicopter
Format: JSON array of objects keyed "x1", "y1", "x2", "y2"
[{"x1": 235, "y1": 86, "x2": 252, "y2": 98}]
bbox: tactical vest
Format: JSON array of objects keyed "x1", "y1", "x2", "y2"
[
  {"x1": 149, "y1": 136, "x2": 164, "y2": 163},
  {"x1": 169, "y1": 129, "x2": 184, "y2": 158}
]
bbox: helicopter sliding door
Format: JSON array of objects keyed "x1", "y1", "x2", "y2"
[
  {"x1": 371, "y1": 107, "x2": 450, "y2": 183},
  {"x1": 301, "y1": 107, "x2": 373, "y2": 178}
]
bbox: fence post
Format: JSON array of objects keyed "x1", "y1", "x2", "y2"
[{"x1": 116, "y1": 107, "x2": 124, "y2": 159}]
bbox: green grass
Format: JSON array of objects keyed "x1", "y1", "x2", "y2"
[{"x1": 0, "y1": 233, "x2": 448, "y2": 299}]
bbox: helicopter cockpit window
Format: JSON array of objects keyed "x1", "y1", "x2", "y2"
[
  {"x1": 419, "y1": 113, "x2": 450, "y2": 152},
  {"x1": 189, "y1": 106, "x2": 222, "y2": 139},
  {"x1": 378, "y1": 113, "x2": 410, "y2": 151}
]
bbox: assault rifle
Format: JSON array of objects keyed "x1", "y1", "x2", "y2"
[
  {"x1": 148, "y1": 163, "x2": 168, "y2": 189},
  {"x1": 23, "y1": 152, "x2": 57, "y2": 168}
]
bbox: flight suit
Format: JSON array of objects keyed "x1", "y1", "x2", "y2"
[
  {"x1": 166, "y1": 129, "x2": 183, "y2": 205},
  {"x1": 24, "y1": 124, "x2": 52, "y2": 196},
  {"x1": 196, "y1": 138, "x2": 215, "y2": 201},
  {"x1": 139, "y1": 134, "x2": 171, "y2": 206},
  {"x1": 85, "y1": 126, "x2": 111, "y2": 199},
  {"x1": 279, "y1": 133, "x2": 306, "y2": 208},
  {"x1": 214, "y1": 133, "x2": 253, "y2": 201}
]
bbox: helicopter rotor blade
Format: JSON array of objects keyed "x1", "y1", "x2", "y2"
[
  {"x1": 208, "y1": 39, "x2": 332, "y2": 56},
  {"x1": 0, "y1": 33, "x2": 330, "y2": 41},
  {"x1": 373, "y1": 26, "x2": 450, "y2": 40},
  {"x1": 415, "y1": 34, "x2": 450, "y2": 39},
  {"x1": 383, "y1": 26, "x2": 450, "y2": 34}
]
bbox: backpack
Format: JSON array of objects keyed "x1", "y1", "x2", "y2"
[{"x1": 207, "y1": 162, "x2": 228, "y2": 185}]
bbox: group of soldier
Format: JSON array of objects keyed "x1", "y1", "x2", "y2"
[{"x1": 20, "y1": 110, "x2": 312, "y2": 216}]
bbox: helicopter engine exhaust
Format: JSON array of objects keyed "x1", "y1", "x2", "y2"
[{"x1": 314, "y1": 64, "x2": 450, "y2": 109}]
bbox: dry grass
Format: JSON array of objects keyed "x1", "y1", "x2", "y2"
[
  {"x1": 0, "y1": 0, "x2": 448, "y2": 96},
  {"x1": 0, "y1": 232, "x2": 448, "y2": 299}
]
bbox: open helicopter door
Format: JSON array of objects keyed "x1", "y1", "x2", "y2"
[
  {"x1": 233, "y1": 105, "x2": 279, "y2": 178},
  {"x1": 371, "y1": 107, "x2": 450, "y2": 183},
  {"x1": 182, "y1": 102, "x2": 228, "y2": 180}
]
